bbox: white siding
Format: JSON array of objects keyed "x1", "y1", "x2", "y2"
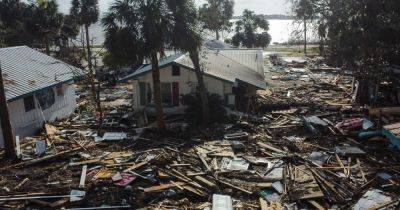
[
  {"x1": 132, "y1": 66, "x2": 233, "y2": 113},
  {"x1": 0, "y1": 82, "x2": 76, "y2": 147}
]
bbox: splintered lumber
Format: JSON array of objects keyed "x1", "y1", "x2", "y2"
[
  {"x1": 50, "y1": 198, "x2": 69, "y2": 208},
  {"x1": 14, "y1": 178, "x2": 29, "y2": 190},
  {"x1": 259, "y1": 197, "x2": 268, "y2": 210},
  {"x1": 143, "y1": 182, "x2": 186, "y2": 193},
  {"x1": 257, "y1": 142, "x2": 285, "y2": 154},
  {"x1": 369, "y1": 107, "x2": 400, "y2": 117},
  {"x1": 217, "y1": 179, "x2": 252, "y2": 195},
  {"x1": 79, "y1": 165, "x2": 87, "y2": 188},
  {"x1": 123, "y1": 161, "x2": 148, "y2": 172},
  {"x1": 69, "y1": 159, "x2": 100, "y2": 166},
  {"x1": 11, "y1": 146, "x2": 88, "y2": 168},
  {"x1": 182, "y1": 185, "x2": 207, "y2": 197},
  {"x1": 45, "y1": 124, "x2": 60, "y2": 135},
  {"x1": 196, "y1": 150, "x2": 211, "y2": 172},
  {"x1": 241, "y1": 182, "x2": 273, "y2": 188},
  {"x1": 187, "y1": 172, "x2": 206, "y2": 177},
  {"x1": 308, "y1": 200, "x2": 326, "y2": 210},
  {"x1": 298, "y1": 192, "x2": 325, "y2": 200},
  {"x1": 194, "y1": 176, "x2": 217, "y2": 189},
  {"x1": 170, "y1": 180, "x2": 184, "y2": 190}
]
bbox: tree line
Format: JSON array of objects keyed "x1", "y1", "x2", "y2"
[{"x1": 292, "y1": 0, "x2": 400, "y2": 104}]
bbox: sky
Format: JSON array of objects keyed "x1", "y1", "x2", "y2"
[{"x1": 56, "y1": 0, "x2": 290, "y2": 15}]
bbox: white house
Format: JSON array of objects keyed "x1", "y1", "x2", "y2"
[
  {"x1": 121, "y1": 49, "x2": 266, "y2": 114},
  {"x1": 0, "y1": 46, "x2": 81, "y2": 147}
]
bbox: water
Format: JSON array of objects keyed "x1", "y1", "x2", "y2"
[{"x1": 85, "y1": 19, "x2": 318, "y2": 46}]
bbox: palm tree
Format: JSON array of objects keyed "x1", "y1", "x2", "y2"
[
  {"x1": 70, "y1": 0, "x2": 101, "y2": 125},
  {"x1": 166, "y1": 0, "x2": 210, "y2": 125},
  {"x1": 103, "y1": 0, "x2": 171, "y2": 130},
  {"x1": 31, "y1": 0, "x2": 63, "y2": 55}
]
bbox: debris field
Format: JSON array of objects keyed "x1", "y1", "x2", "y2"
[{"x1": 0, "y1": 55, "x2": 399, "y2": 210}]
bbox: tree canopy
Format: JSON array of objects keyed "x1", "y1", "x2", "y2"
[
  {"x1": 231, "y1": 9, "x2": 271, "y2": 48},
  {"x1": 102, "y1": 0, "x2": 172, "y2": 68},
  {"x1": 0, "y1": 0, "x2": 80, "y2": 60},
  {"x1": 199, "y1": 0, "x2": 234, "y2": 40},
  {"x1": 70, "y1": 0, "x2": 99, "y2": 27}
]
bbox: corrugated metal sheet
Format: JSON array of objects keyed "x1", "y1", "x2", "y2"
[
  {"x1": 216, "y1": 49, "x2": 264, "y2": 74},
  {"x1": 0, "y1": 46, "x2": 82, "y2": 102},
  {"x1": 122, "y1": 49, "x2": 266, "y2": 89}
]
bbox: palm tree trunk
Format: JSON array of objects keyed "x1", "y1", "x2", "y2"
[
  {"x1": 304, "y1": 18, "x2": 307, "y2": 55},
  {"x1": 216, "y1": 30, "x2": 220, "y2": 40},
  {"x1": 150, "y1": 52, "x2": 166, "y2": 130},
  {"x1": 189, "y1": 50, "x2": 210, "y2": 126},
  {"x1": 85, "y1": 24, "x2": 102, "y2": 127}
]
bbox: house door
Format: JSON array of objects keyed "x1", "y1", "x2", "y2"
[{"x1": 172, "y1": 82, "x2": 179, "y2": 106}]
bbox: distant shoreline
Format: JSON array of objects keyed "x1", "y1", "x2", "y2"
[{"x1": 232, "y1": 14, "x2": 295, "y2": 20}]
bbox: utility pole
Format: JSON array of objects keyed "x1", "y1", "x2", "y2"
[{"x1": 0, "y1": 63, "x2": 16, "y2": 158}]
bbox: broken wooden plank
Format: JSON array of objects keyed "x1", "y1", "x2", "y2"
[
  {"x1": 308, "y1": 200, "x2": 326, "y2": 210},
  {"x1": 217, "y1": 179, "x2": 252, "y2": 195},
  {"x1": 79, "y1": 165, "x2": 87, "y2": 189},
  {"x1": 11, "y1": 143, "x2": 99, "y2": 168},
  {"x1": 259, "y1": 197, "x2": 268, "y2": 210},
  {"x1": 196, "y1": 149, "x2": 211, "y2": 172},
  {"x1": 186, "y1": 172, "x2": 206, "y2": 177},
  {"x1": 241, "y1": 182, "x2": 273, "y2": 188},
  {"x1": 257, "y1": 142, "x2": 285, "y2": 154},
  {"x1": 123, "y1": 161, "x2": 148, "y2": 172},
  {"x1": 298, "y1": 192, "x2": 325, "y2": 200},
  {"x1": 182, "y1": 185, "x2": 207, "y2": 197},
  {"x1": 143, "y1": 182, "x2": 186, "y2": 193},
  {"x1": 69, "y1": 159, "x2": 100, "y2": 166},
  {"x1": 194, "y1": 176, "x2": 217, "y2": 189},
  {"x1": 14, "y1": 178, "x2": 29, "y2": 190},
  {"x1": 370, "y1": 107, "x2": 400, "y2": 117},
  {"x1": 50, "y1": 197, "x2": 69, "y2": 208}
]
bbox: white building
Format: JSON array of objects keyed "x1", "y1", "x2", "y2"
[
  {"x1": 121, "y1": 49, "x2": 266, "y2": 114},
  {"x1": 0, "y1": 46, "x2": 81, "y2": 147}
]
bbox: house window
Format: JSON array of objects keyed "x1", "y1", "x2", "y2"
[
  {"x1": 23, "y1": 95, "x2": 35, "y2": 112},
  {"x1": 172, "y1": 65, "x2": 180, "y2": 76},
  {"x1": 56, "y1": 85, "x2": 64, "y2": 96},
  {"x1": 161, "y1": 83, "x2": 172, "y2": 106},
  {"x1": 36, "y1": 89, "x2": 55, "y2": 110}
]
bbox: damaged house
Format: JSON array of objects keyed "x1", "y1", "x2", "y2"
[
  {"x1": 0, "y1": 46, "x2": 81, "y2": 147},
  {"x1": 121, "y1": 49, "x2": 266, "y2": 114}
]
